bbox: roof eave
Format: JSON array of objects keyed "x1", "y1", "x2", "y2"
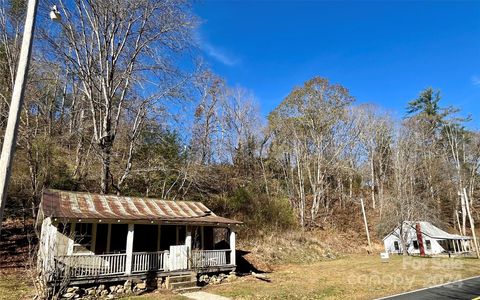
[{"x1": 49, "y1": 216, "x2": 242, "y2": 227}]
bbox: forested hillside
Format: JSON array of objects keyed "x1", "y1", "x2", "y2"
[{"x1": 1, "y1": 0, "x2": 479, "y2": 243}]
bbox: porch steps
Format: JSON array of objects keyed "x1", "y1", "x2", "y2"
[
  {"x1": 171, "y1": 280, "x2": 197, "y2": 289},
  {"x1": 168, "y1": 272, "x2": 201, "y2": 294}
]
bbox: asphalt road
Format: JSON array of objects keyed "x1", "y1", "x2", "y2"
[{"x1": 378, "y1": 276, "x2": 480, "y2": 300}]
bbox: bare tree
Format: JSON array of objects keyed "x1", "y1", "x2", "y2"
[
  {"x1": 221, "y1": 87, "x2": 262, "y2": 172},
  {"x1": 41, "y1": 0, "x2": 196, "y2": 193},
  {"x1": 444, "y1": 123, "x2": 479, "y2": 257},
  {"x1": 0, "y1": 0, "x2": 24, "y2": 121},
  {"x1": 383, "y1": 120, "x2": 435, "y2": 254},
  {"x1": 190, "y1": 70, "x2": 226, "y2": 165},
  {"x1": 355, "y1": 104, "x2": 393, "y2": 213},
  {"x1": 269, "y1": 77, "x2": 355, "y2": 228}
]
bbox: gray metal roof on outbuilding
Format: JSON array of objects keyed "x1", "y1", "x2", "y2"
[
  {"x1": 39, "y1": 189, "x2": 242, "y2": 226},
  {"x1": 412, "y1": 221, "x2": 467, "y2": 239},
  {"x1": 383, "y1": 221, "x2": 471, "y2": 240}
]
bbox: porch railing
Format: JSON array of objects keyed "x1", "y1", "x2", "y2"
[
  {"x1": 191, "y1": 249, "x2": 230, "y2": 268},
  {"x1": 54, "y1": 249, "x2": 231, "y2": 279},
  {"x1": 54, "y1": 253, "x2": 127, "y2": 278},
  {"x1": 132, "y1": 251, "x2": 169, "y2": 273}
]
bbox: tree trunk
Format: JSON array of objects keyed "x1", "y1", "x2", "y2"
[
  {"x1": 463, "y1": 188, "x2": 479, "y2": 258},
  {"x1": 101, "y1": 148, "x2": 111, "y2": 194},
  {"x1": 370, "y1": 155, "x2": 376, "y2": 210},
  {"x1": 461, "y1": 192, "x2": 467, "y2": 236}
]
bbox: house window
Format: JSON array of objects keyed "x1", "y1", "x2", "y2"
[
  {"x1": 73, "y1": 223, "x2": 93, "y2": 253},
  {"x1": 426, "y1": 240, "x2": 431, "y2": 250},
  {"x1": 413, "y1": 240, "x2": 419, "y2": 249},
  {"x1": 57, "y1": 223, "x2": 71, "y2": 235},
  {"x1": 394, "y1": 241, "x2": 399, "y2": 251}
]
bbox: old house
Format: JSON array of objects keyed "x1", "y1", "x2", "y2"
[
  {"x1": 383, "y1": 221, "x2": 472, "y2": 255},
  {"x1": 36, "y1": 189, "x2": 241, "y2": 286}
]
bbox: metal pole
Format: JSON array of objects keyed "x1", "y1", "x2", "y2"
[
  {"x1": 361, "y1": 198, "x2": 372, "y2": 253},
  {"x1": 0, "y1": 0, "x2": 39, "y2": 231}
]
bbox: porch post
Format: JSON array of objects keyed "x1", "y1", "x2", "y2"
[
  {"x1": 106, "y1": 224, "x2": 111, "y2": 253},
  {"x1": 176, "y1": 226, "x2": 179, "y2": 244},
  {"x1": 185, "y1": 226, "x2": 192, "y2": 268},
  {"x1": 201, "y1": 226, "x2": 205, "y2": 249},
  {"x1": 157, "y1": 225, "x2": 161, "y2": 251},
  {"x1": 91, "y1": 223, "x2": 97, "y2": 254},
  {"x1": 125, "y1": 223, "x2": 134, "y2": 274},
  {"x1": 452, "y1": 239, "x2": 457, "y2": 253},
  {"x1": 185, "y1": 226, "x2": 192, "y2": 250},
  {"x1": 229, "y1": 228, "x2": 236, "y2": 266}
]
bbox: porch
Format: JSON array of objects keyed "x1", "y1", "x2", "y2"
[
  {"x1": 438, "y1": 238, "x2": 472, "y2": 254},
  {"x1": 54, "y1": 249, "x2": 233, "y2": 281},
  {"x1": 47, "y1": 222, "x2": 237, "y2": 281},
  {"x1": 37, "y1": 190, "x2": 242, "y2": 284}
]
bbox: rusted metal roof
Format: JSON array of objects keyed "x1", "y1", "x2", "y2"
[{"x1": 40, "y1": 189, "x2": 241, "y2": 226}]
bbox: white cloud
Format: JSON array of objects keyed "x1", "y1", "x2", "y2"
[
  {"x1": 472, "y1": 75, "x2": 480, "y2": 86},
  {"x1": 202, "y1": 42, "x2": 240, "y2": 66},
  {"x1": 195, "y1": 32, "x2": 240, "y2": 66}
]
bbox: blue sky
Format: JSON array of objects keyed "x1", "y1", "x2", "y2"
[{"x1": 194, "y1": 1, "x2": 480, "y2": 127}]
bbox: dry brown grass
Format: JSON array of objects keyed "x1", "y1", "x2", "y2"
[
  {"x1": 0, "y1": 270, "x2": 187, "y2": 300},
  {"x1": 207, "y1": 254, "x2": 480, "y2": 299},
  {"x1": 2, "y1": 220, "x2": 478, "y2": 300},
  {"x1": 238, "y1": 229, "x2": 384, "y2": 267},
  {"x1": 0, "y1": 269, "x2": 35, "y2": 300},
  {"x1": 2, "y1": 255, "x2": 479, "y2": 300},
  {"x1": 125, "y1": 291, "x2": 188, "y2": 300}
]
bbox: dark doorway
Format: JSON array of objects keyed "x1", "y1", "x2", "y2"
[
  {"x1": 204, "y1": 227, "x2": 214, "y2": 250},
  {"x1": 160, "y1": 225, "x2": 176, "y2": 251},
  {"x1": 95, "y1": 224, "x2": 108, "y2": 254},
  {"x1": 133, "y1": 225, "x2": 158, "y2": 252},
  {"x1": 177, "y1": 225, "x2": 186, "y2": 245},
  {"x1": 110, "y1": 224, "x2": 128, "y2": 253}
]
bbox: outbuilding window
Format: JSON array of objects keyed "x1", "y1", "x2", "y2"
[
  {"x1": 426, "y1": 240, "x2": 431, "y2": 250},
  {"x1": 394, "y1": 241, "x2": 399, "y2": 251},
  {"x1": 413, "y1": 240, "x2": 419, "y2": 249}
]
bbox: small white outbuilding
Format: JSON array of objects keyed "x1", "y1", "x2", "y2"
[{"x1": 383, "y1": 221, "x2": 472, "y2": 255}]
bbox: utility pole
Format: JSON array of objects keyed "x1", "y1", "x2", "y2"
[
  {"x1": 361, "y1": 198, "x2": 372, "y2": 253},
  {"x1": 462, "y1": 188, "x2": 479, "y2": 259},
  {"x1": 0, "y1": 0, "x2": 39, "y2": 231}
]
